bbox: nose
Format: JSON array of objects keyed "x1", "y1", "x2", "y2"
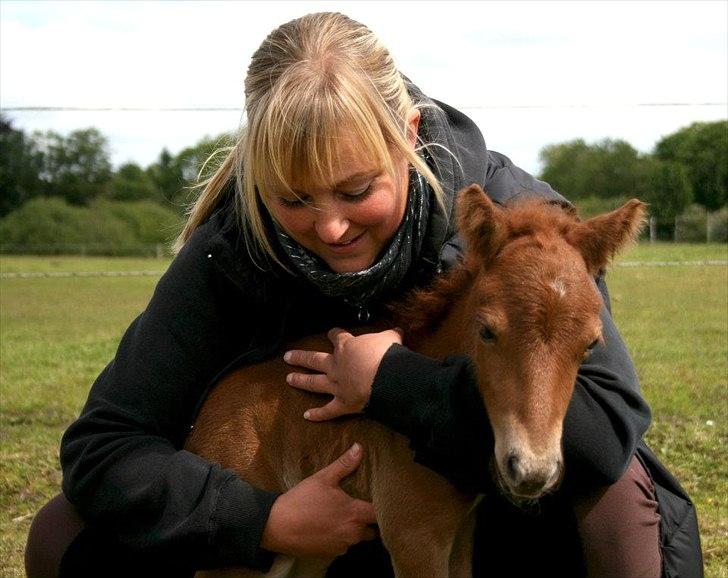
[
  {"x1": 503, "y1": 452, "x2": 562, "y2": 499},
  {"x1": 314, "y1": 207, "x2": 350, "y2": 244}
]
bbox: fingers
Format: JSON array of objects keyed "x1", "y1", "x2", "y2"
[
  {"x1": 320, "y1": 443, "x2": 363, "y2": 484},
  {"x1": 327, "y1": 327, "x2": 352, "y2": 345},
  {"x1": 286, "y1": 372, "x2": 332, "y2": 394},
  {"x1": 284, "y1": 350, "x2": 332, "y2": 373},
  {"x1": 303, "y1": 398, "x2": 352, "y2": 422},
  {"x1": 354, "y1": 500, "x2": 377, "y2": 525}
]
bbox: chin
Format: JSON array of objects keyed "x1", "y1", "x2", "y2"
[{"x1": 325, "y1": 256, "x2": 375, "y2": 273}]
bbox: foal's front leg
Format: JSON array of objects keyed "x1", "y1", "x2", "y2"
[{"x1": 369, "y1": 436, "x2": 476, "y2": 578}]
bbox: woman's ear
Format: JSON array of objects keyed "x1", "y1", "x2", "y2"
[{"x1": 407, "y1": 109, "x2": 421, "y2": 148}]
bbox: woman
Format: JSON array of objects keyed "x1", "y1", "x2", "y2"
[{"x1": 26, "y1": 12, "x2": 701, "y2": 578}]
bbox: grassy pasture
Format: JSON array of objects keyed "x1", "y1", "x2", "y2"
[{"x1": 1, "y1": 245, "x2": 726, "y2": 577}]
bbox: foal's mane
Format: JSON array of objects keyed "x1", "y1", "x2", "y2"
[
  {"x1": 393, "y1": 265, "x2": 474, "y2": 338},
  {"x1": 394, "y1": 199, "x2": 579, "y2": 338}
]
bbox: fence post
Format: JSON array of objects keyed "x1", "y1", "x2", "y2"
[
  {"x1": 649, "y1": 216, "x2": 657, "y2": 243},
  {"x1": 706, "y1": 212, "x2": 712, "y2": 243}
]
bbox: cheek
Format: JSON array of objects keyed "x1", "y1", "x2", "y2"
[
  {"x1": 360, "y1": 178, "x2": 408, "y2": 233},
  {"x1": 355, "y1": 196, "x2": 400, "y2": 228},
  {"x1": 268, "y1": 205, "x2": 312, "y2": 237}
]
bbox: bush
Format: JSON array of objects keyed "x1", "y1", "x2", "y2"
[
  {"x1": 0, "y1": 197, "x2": 182, "y2": 256},
  {"x1": 708, "y1": 206, "x2": 728, "y2": 243},
  {"x1": 675, "y1": 204, "x2": 709, "y2": 242},
  {"x1": 92, "y1": 199, "x2": 183, "y2": 246}
]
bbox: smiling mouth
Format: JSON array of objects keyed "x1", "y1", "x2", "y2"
[{"x1": 326, "y1": 231, "x2": 365, "y2": 250}]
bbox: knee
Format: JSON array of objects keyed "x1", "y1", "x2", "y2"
[
  {"x1": 25, "y1": 494, "x2": 85, "y2": 578},
  {"x1": 579, "y1": 456, "x2": 659, "y2": 519},
  {"x1": 573, "y1": 456, "x2": 662, "y2": 577}
]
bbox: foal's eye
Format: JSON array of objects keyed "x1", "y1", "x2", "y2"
[
  {"x1": 586, "y1": 339, "x2": 600, "y2": 354},
  {"x1": 480, "y1": 325, "x2": 497, "y2": 343}
]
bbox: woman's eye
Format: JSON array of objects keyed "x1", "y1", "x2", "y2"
[
  {"x1": 341, "y1": 183, "x2": 373, "y2": 202},
  {"x1": 279, "y1": 197, "x2": 306, "y2": 208}
]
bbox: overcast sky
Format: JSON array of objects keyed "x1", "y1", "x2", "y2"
[{"x1": 1, "y1": 0, "x2": 726, "y2": 175}]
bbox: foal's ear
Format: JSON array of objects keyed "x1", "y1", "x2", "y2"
[
  {"x1": 456, "y1": 184, "x2": 502, "y2": 257},
  {"x1": 567, "y1": 199, "x2": 647, "y2": 275}
]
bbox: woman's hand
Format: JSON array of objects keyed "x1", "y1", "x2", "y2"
[
  {"x1": 261, "y1": 443, "x2": 378, "y2": 557},
  {"x1": 284, "y1": 327, "x2": 402, "y2": 421}
]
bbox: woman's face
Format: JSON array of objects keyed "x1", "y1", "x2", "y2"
[{"x1": 266, "y1": 112, "x2": 420, "y2": 273}]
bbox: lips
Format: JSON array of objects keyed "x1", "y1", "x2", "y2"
[{"x1": 324, "y1": 231, "x2": 366, "y2": 254}]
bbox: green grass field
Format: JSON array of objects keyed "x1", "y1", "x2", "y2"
[{"x1": 1, "y1": 245, "x2": 727, "y2": 577}]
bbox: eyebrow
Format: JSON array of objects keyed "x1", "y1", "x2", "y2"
[
  {"x1": 333, "y1": 170, "x2": 379, "y2": 188},
  {"x1": 287, "y1": 170, "x2": 379, "y2": 198}
]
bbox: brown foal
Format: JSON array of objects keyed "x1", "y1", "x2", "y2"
[{"x1": 185, "y1": 185, "x2": 646, "y2": 578}]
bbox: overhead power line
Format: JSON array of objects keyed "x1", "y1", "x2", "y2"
[
  {"x1": 1, "y1": 102, "x2": 726, "y2": 113},
  {"x1": 463, "y1": 102, "x2": 727, "y2": 110},
  {"x1": 1, "y1": 106, "x2": 243, "y2": 112}
]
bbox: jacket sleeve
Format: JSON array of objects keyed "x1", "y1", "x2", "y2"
[
  {"x1": 367, "y1": 274, "x2": 651, "y2": 493},
  {"x1": 60, "y1": 222, "x2": 278, "y2": 571}
]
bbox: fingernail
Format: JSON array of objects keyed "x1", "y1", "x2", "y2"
[
  {"x1": 303, "y1": 410, "x2": 311, "y2": 420},
  {"x1": 350, "y1": 442, "x2": 361, "y2": 456},
  {"x1": 286, "y1": 374, "x2": 293, "y2": 384},
  {"x1": 283, "y1": 351, "x2": 292, "y2": 362}
]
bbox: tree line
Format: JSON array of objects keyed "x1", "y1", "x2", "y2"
[
  {"x1": 1, "y1": 114, "x2": 726, "y2": 253},
  {"x1": 540, "y1": 121, "x2": 726, "y2": 224},
  {"x1": 0, "y1": 114, "x2": 232, "y2": 217}
]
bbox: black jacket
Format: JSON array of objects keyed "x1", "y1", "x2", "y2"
[{"x1": 60, "y1": 94, "x2": 702, "y2": 576}]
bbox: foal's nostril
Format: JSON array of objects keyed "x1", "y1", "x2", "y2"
[{"x1": 506, "y1": 453, "x2": 520, "y2": 482}]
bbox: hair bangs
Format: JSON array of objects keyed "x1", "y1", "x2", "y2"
[{"x1": 252, "y1": 65, "x2": 397, "y2": 204}]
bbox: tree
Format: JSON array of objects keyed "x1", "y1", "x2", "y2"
[
  {"x1": 146, "y1": 148, "x2": 184, "y2": 206},
  {"x1": 655, "y1": 121, "x2": 728, "y2": 210},
  {"x1": 36, "y1": 128, "x2": 113, "y2": 205},
  {"x1": 175, "y1": 133, "x2": 234, "y2": 182},
  {"x1": 0, "y1": 115, "x2": 43, "y2": 216},
  {"x1": 106, "y1": 162, "x2": 159, "y2": 202},
  {"x1": 640, "y1": 158, "x2": 693, "y2": 222},
  {"x1": 148, "y1": 133, "x2": 234, "y2": 210},
  {"x1": 589, "y1": 139, "x2": 644, "y2": 199},
  {"x1": 539, "y1": 138, "x2": 643, "y2": 199},
  {"x1": 539, "y1": 139, "x2": 592, "y2": 199}
]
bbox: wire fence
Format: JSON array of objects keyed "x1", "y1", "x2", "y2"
[
  {"x1": 649, "y1": 211, "x2": 728, "y2": 243},
  {"x1": 0, "y1": 243, "x2": 172, "y2": 258},
  {"x1": 2, "y1": 259, "x2": 727, "y2": 280}
]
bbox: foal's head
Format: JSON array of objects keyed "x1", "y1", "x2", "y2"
[{"x1": 457, "y1": 185, "x2": 645, "y2": 500}]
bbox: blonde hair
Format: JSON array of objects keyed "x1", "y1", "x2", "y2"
[{"x1": 174, "y1": 12, "x2": 446, "y2": 265}]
